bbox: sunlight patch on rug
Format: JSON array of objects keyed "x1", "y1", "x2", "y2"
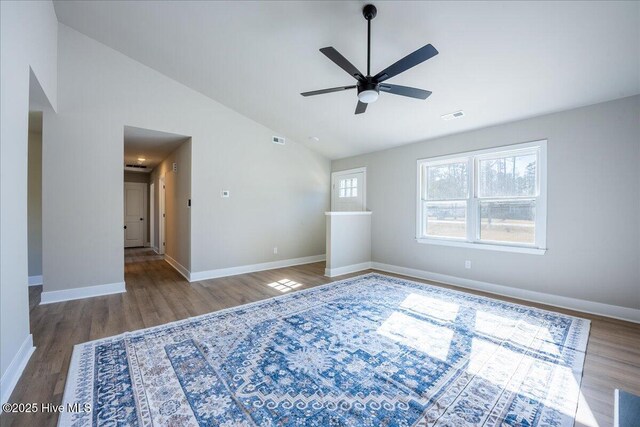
[{"x1": 60, "y1": 273, "x2": 590, "y2": 426}]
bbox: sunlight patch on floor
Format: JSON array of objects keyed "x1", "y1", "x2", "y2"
[
  {"x1": 377, "y1": 311, "x2": 454, "y2": 361},
  {"x1": 400, "y1": 293, "x2": 460, "y2": 322},
  {"x1": 267, "y1": 279, "x2": 303, "y2": 293}
]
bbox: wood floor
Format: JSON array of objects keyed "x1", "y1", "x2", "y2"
[{"x1": 2, "y1": 258, "x2": 639, "y2": 427}]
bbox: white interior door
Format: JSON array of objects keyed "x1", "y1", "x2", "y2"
[
  {"x1": 124, "y1": 182, "x2": 146, "y2": 248},
  {"x1": 331, "y1": 168, "x2": 366, "y2": 212}
]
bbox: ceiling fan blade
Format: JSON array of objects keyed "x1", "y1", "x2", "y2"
[
  {"x1": 301, "y1": 85, "x2": 356, "y2": 97},
  {"x1": 373, "y1": 44, "x2": 438, "y2": 83},
  {"x1": 355, "y1": 101, "x2": 368, "y2": 115},
  {"x1": 320, "y1": 47, "x2": 365, "y2": 81},
  {"x1": 379, "y1": 84, "x2": 432, "y2": 100}
]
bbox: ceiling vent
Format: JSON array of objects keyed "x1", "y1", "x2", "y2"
[
  {"x1": 441, "y1": 110, "x2": 465, "y2": 121},
  {"x1": 272, "y1": 136, "x2": 285, "y2": 145}
]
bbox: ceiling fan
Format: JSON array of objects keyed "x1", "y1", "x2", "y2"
[{"x1": 301, "y1": 4, "x2": 438, "y2": 115}]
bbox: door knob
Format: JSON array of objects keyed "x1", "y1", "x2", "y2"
[
  {"x1": 124, "y1": 225, "x2": 127, "y2": 229},
  {"x1": 140, "y1": 218, "x2": 143, "y2": 221}
]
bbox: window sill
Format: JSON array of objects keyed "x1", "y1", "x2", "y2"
[
  {"x1": 325, "y1": 211, "x2": 372, "y2": 216},
  {"x1": 415, "y1": 238, "x2": 546, "y2": 255}
]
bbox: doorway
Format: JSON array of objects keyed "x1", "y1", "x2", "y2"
[
  {"x1": 331, "y1": 167, "x2": 367, "y2": 212},
  {"x1": 123, "y1": 126, "x2": 191, "y2": 276},
  {"x1": 27, "y1": 70, "x2": 53, "y2": 291}
]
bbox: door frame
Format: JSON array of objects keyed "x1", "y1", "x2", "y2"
[
  {"x1": 149, "y1": 182, "x2": 155, "y2": 250},
  {"x1": 158, "y1": 175, "x2": 166, "y2": 255},
  {"x1": 331, "y1": 167, "x2": 367, "y2": 211}
]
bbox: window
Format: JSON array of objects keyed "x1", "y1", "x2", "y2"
[
  {"x1": 339, "y1": 178, "x2": 358, "y2": 198},
  {"x1": 417, "y1": 140, "x2": 546, "y2": 254}
]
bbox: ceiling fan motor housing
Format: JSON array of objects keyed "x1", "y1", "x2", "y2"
[
  {"x1": 358, "y1": 80, "x2": 379, "y2": 95},
  {"x1": 357, "y1": 79, "x2": 380, "y2": 103}
]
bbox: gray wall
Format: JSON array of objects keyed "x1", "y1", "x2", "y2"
[
  {"x1": 332, "y1": 95, "x2": 640, "y2": 310},
  {"x1": 42, "y1": 25, "x2": 329, "y2": 293},
  {"x1": 28, "y1": 130, "x2": 43, "y2": 278},
  {"x1": 150, "y1": 140, "x2": 191, "y2": 269}
]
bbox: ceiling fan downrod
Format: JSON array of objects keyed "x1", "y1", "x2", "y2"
[{"x1": 363, "y1": 4, "x2": 377, "y2": 77}]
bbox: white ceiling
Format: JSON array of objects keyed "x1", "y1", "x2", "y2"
[
  {"x1": 123, "y1": 126, "x2": 189, "y2": 169},
  {"x1": 54, "y1": 1, "x2": 640, "y2": 159}
]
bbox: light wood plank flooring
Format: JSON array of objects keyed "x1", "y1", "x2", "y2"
[{"x1": 2, "y1": 259, "x2": 639, "y2": 427}]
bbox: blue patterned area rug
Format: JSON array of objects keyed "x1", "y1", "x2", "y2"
[{"x1": 60, "y1": 273, "x2": 590, "y2": 426}]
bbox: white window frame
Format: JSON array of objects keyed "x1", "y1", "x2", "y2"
[{"x1": 416, "y1": 140, "x2": 547, "y2": 255}]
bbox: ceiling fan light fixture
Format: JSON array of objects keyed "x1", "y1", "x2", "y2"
[{"x1": 358, "y1": 89, "x2": 379, "y2": 104}]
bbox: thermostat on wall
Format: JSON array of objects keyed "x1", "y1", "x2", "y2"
[{"x1": 221, "y1": 190, "x2": 230, "y2": 198}]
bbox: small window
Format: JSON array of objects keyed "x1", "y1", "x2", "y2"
[
  {"x1": 339, "y1": 178, "x2": 358, "y2": 198},
  {"x1": 417, "y1": 140, "x2": 547, "y2": 253}
]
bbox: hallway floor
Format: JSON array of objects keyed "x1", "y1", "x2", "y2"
[{"x1": 124, "y1": 247, "x2": 164, "y2": 263}]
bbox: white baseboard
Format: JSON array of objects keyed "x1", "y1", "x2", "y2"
[
  {"x1": 28, "y1": 275, "x2": 43, "y2": 286},
  {"x1": 164, "y1": 254, "x2": 191, "y2": 281},
  {"x1": 0, "y1": 334, "x2": 35, "y2": 407},
  {"x1": 152, "y1": 246, "x2": 160, "y2": 254},
  {"x1": 325, "y1": 262, "x2": 372, "y2": 277},
  {"x1": 40, "y1": 281, "x2": 126, "y2": 305},
  {"x1": 190, "y1": 254, "x2": 326, "y2": 282},
  {"x1": 372, "y1": 262, "x2": 640, "y2": 324}
]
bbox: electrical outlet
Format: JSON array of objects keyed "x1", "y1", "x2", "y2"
[
  {"x1": 465, "y1": 260, "x2": 471, "y2": 269},
  {"x1": 273, "y1": 247, "x2": 278, "y2": 254}
]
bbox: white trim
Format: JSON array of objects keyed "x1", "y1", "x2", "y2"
[
  {"x1": 28, "y1": 275, "x2": 43, "y2": 286},
  {"x1": 324, "y1": 211, "x2": 372, "y2": 216},
  {"x1": 325, "y1": 262, "x2": 372, "y2": 277},
  {"x1": 164, "y1": 254, "x2": 191, "y2": 281},
  {"x1": 415, "y1": 238, "x2": 546, "y2": 255},
  {"x1": 331, "y1": 167, "x2": 367, "y2": 211},
  {"x1": 371, "y1": 262, "x2": 640, "y2": 324},
  {"x1": 614, "y1": 389, "x2": 620, "y2": 427},
  {"x1": 0, "y1": 334, "x2": 35, "y2": 406},
  {"x1": 152, "y1": 246, "x2": 160, "y2": 254},
  {"x1": 40, "y1": 282, "x2": 126, "y2": 305},
  {"x1": 190, "y1": 254, "x2": 326, "y2": 282}
]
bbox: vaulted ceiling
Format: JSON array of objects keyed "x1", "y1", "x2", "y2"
[{"x1": 54, "y1": 1, "x2": 640, "y2": 159}]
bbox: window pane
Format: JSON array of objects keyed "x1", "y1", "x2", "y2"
[
  {"x1": 478, "y1": 152, "x2": 537, "y2": 197},
  {"x1": 352, "y1": 187, "x2": 357, "y2": 197},
  {"x1": 426, "y1": 161, "x2": 468, "y2": 200},
  {"x1": 424, "y1": 201, "x2": 467, "y2": 238},
  {"x1": 479, "y1": 200, "x2": 535, "y2": 244},
  {"x1": 340, "y1": 180, "x2": 346, "y2": 189}
]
